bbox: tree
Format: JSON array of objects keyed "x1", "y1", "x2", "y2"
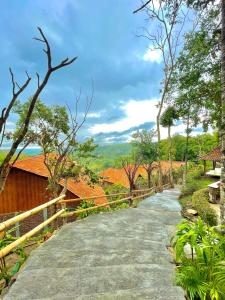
[
  {"x1": 0, "y1": 27, "x2": 76, "y2": 194},
  {"x1": 180, "y1": 0, "x2": 225, "y2": 220},
  {"x1": 220, "y1": 0, "x2": 225, "y2": 222},
  {"x1": 168, "y1": 0, "x2": 220, "y2": 182},
  {"x1": 160, "y1": 106, "x2": 179, "y2": 186},
  {"x1": 132, "y1": 129, "x2": 157, "y2": 188},
  {"x1": 134, "y1": 0, "x2": 188, "y2": 189},
  {"x1": 14, "y1": 98, "x2": 96, "y2": 199},
  {"x1": 121, "y1": 155, "x2": 141, "y2": 193}
]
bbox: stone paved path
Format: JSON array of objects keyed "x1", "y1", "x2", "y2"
[{"x1": 4, "y1": 189, "x2": 185, "y2": 300}]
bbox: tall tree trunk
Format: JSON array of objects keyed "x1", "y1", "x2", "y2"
[
  {"x1": 220, "y1": 0, "x2": 225, "y2": 223},
  {"x1": 147, "y1": 171, "x2": 151, "y2": 188},
  {"x1": 183, "y1": 114, "x2": 190, "y2": 185},
  {"x1": 157, "y1": 112, "x2": 163, "y2": 190},
  {"x1": 168, "y1": 125, "x2": 174, "y2": 187}
]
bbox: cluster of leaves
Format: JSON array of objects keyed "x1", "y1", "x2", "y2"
[
  {"x1": 172, "y1": 219, "x2": 225, "y2": 300},
  {"x1": 180, "y1": 166, "x2": 205, "y2": 197},
  {"x1": 104, "y1": 184, "x2": 129, "y2": 200},
  {"x1": 160, "y1": 132, "x2": 219, "y2": 162},
  {"x1": 169, "y1": 1, "x2": 220, "y2": 132},
  {"x1": 0, "y1": 230, "x2": 27, "y2": 288},
  {"x1": 192, "y1": 188, "x2": 218, "y2": 226}
]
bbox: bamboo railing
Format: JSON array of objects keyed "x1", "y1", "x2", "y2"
[{"x1": 0, "y1": 183, "x2": 171, "y2": 259}]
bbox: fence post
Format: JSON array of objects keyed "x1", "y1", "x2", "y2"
[
  {"x1": 15, "y1": 212, "x2": 20, "y2": 237},
  {"x1": 61, "y1": 203, "x2": 67, "y2": 225},
  {"x1": 128, "y1": 196, "x2": 133, "y2": 207},
  {"x1": 43, "y1": 208, "x2": 48, "y2": 231}
]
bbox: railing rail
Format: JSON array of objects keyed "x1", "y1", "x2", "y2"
[
  {"x1": 0, "y1": 183, "x2": 172, "y2": 259},
  {"x1": 0, "y1": 194, "x2": 65, "y2": 232}
]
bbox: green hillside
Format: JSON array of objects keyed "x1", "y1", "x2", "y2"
[{"x1": 91, "y1": 143, "x2": 132, "y2": 171}]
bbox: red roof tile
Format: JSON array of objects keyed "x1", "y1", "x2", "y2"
[
  {"x1": 100, "y1": 161, "x2": 184, "y2": 188},
  {"x1": 12, "y1": 155, "x2": 107, "y2": 205}
]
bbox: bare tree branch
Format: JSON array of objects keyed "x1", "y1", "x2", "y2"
[
  {"x1": 0, "y1": 27, "x2": 77, "y2": 194},
  {"x1": 133, "y1": 0, "x2": 152, "y2": 14}
]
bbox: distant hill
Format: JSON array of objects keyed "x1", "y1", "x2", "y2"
[
  {"x1": 94, "y1": 143, "x2": 132, "y2": 159},
  {"x1": 90, "y1": 143, "x2": 132, "y2": 171}
]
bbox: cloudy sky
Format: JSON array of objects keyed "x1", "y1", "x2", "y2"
[{"x1": 0, "y1": 0, "x2": 195, "y2": 145}]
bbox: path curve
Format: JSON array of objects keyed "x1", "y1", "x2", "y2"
[{"x1": 4, "y1": 189, "x2": 185, "y2": 300}]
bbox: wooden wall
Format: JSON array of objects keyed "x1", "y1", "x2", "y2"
[{"x1": 0, "y1": 168, "x2": 77, "y2": 214}]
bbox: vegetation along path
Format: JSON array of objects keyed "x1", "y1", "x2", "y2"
[{"x1": 4, "y1": 189, "x2": 185, "y2": 300}]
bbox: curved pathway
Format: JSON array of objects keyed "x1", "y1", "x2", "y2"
[{"x1": 4, "y1": 189, "x2": 185, "y2": 300}]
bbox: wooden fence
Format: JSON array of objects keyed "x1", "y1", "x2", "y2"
[{"x1": 0, "y1": 184, "x2": 171, "y2": 259}]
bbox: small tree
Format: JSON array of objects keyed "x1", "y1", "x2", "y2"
[
  {"x1": 160, "y1": 106, "x2": 179, "y2": 187},
  {"x1": 0, "y1": 27, "x2": 76, "y2": 194},
  {"x1": 132, "y1": 129, "x2": 157, "y2": 188},
  {"x1": 14, "y1": 97, "x2": 97, "y2": 199},
  {"x1": 134, "y1": 0, "x2": 188, "y2": 190},
  {"x1": 121, "y1": 155, "x2": 141, "y2": 193}
]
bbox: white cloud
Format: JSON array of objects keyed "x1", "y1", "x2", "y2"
[
  {"x1": 90, "y1": 99, "x2": 159, "y2": 134},
  {"x1": 87, "y1": 112, "x2": 102, "y2": 118},
  {"x1": 90, "y1": 98, "x2": 207, "y2": 142},
  {"x1": 143, "y1": 48, "x2": 162, "y2": 63}
]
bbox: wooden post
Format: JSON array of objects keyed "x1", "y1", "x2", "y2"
[
  {"x1": 128, "y1": 196, "x2": 133, "y2": 207},
  {"x1": 61, "y1": 203, "x2": 67, "y2": 225},
  {"x1": 15, "y1": 212, "x2": 20, "y2": 238},
  {"x1": 43, "y1": 208, "x2": 48, "y2": 231}
]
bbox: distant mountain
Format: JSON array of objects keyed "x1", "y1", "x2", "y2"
[
  {"x1": 89, "y1": 143, "x2": 132, "y2": 171},
  {"x1": 94, "y1": 143, "x2": 132, "y2": 160}
]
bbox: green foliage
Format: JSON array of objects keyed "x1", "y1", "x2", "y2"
[
  {"x1": 172, "y1": 219, "x2": 225, "y2": 300},
  {"x1": 159, "y1": 132, "x2": 218, "y2": 161},
  {"x1": 89, "y1": 143, "x2": 132, "y2": 171},
  {"x1": 169, "y1": 3, "x2": 220, "y2": 131},
  {"x1": 0, "y1": 230, "x2": 27, "y2": 287},
  {"x1": 75, "y1": 196, "x2": 130, "y2": 219},
  {"x1": 160, "y1": 106, "x2": 179, "y2": 128},
  {"x1": 131, "y1": 129, "x2": 157, "y2": 164},
  {"x1": 104, "y1": 184, "x2": 128, "y2": 200},
  {"x1": 0, "y1": 151, "x2": 28, "y2": 165},
  {"x1": 180, "y1": 167, "x2": 205, "y2": 197},
  {"x1": 75, "y1": 200, "x2": 97, "y2": 218},
  {"x1": 192, "y1": 188, "x2": 217, "y2": 226}
]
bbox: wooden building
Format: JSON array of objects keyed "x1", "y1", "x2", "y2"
[
  {"x1": 0, "y1": 155, "x2": 107, "y2": 214},
  {"x1": 199, "y1": 146, "x2": 221, "y2": 173}
]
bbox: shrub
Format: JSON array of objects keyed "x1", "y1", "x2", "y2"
[
  {"x1": 192, "y1": 188, "x2": 217, "y2": 226},
  {"x1": 172, "y1": 219, "x2": 225, "y2": 300},
  {"x1": 180, "y1": 167, "x2": 214, "y2": 198},
  {"x1": 104, "y1": 183, "x2": 128, "y2": 200}
]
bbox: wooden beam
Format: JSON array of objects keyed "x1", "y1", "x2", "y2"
[
  {"x1": 59, "y1": 192, "x2": 128, "y2": 204},
  {"x1": 61, "y1": 197, "x2": 132, "y2": 218}
]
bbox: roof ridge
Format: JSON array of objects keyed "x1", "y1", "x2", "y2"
[{"x1": 14, "y1": 154, "x2": 44, "y2": 163}]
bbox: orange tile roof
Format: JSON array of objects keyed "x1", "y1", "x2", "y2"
[
  {"x1": 100, "y1": 161, "x2": 184, "y2": 187},
  {"x1": 12, "y1": 155, "x2": 107, "y2": 205},
  {"x1": 199, "y1": 146, "x2": 221, "y2": 162}
]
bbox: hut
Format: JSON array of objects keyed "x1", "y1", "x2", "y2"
[
  {"x1": 0, "y1": 155, "x2": 107, "y2": 214},
  {"x1": 100, "y1": 161, "x2": 184, "y2": 189},
  {"x1": 199, "y1": 146, "x2": 221, "y2": 174}
]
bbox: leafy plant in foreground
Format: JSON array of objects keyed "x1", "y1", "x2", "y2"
[{"x1": 172, "y1": 219, "x2": 225, "y2": 300}]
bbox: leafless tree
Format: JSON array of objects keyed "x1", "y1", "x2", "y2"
[
  {"x1": 121, "y1": 158, "x2": 141, "y2": 193},
  {"x1": 0, "y1": 27, "x2": 76, "y2": 194},
  {"x1": 41, "y1": 90, "x2": 94, "y2": 199},
  {"x1": 134, "y1": 0, "x2": 188, "y2": 189}
]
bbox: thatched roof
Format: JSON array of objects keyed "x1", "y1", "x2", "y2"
[{"x1": 199, "y1": 146, "x2": 221, "y2": 162}]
